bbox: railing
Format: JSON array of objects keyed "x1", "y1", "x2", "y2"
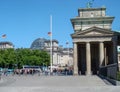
[{"x1": 99, "y1": 63, "x2": 117, "y2": 80}]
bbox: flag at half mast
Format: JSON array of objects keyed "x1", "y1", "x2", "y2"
[
  {"x1": 48, "y1": 32, "x2": 52, "y2": 36},
  {"x1": 66, "y1": 42, "x2": 69, "y2": 45},
  {"x1": 2, "y1": 34, "x2": 6, "y2": 38}
]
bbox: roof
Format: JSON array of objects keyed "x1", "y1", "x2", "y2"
[
  {"x1": 71, "y1": 26, "x2": 120, "y2": 38},
  {"x1": 45, "y1": 39, "x2": 58, "y2": 43},
  {"x1": 78, "y1": 7, "x2": 106, "y2": 11},
  {"x1": 71, "y1": 26, "x2": 120, "y2": 44},
  {"x1": 0, "y1": 41, "x2": 14, "y2": 46}
]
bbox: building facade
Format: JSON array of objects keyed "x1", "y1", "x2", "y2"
[
  {"x1": 71, "y1": 7, "x2": 120, "y2": 75},
  {"x1": 118, "y1": 53, "x2": 120, "y2": 71},
  {"x1": 57, "y1": 47, "x2": 73, "y2": 67},
  {"x1": 30, "y1": 38, "x2": 73, "y2": 67},
  {"x1": 44, "y1": 39, "x2": 73, "y2": 67},
  {"x1": 0, "y1": 41, "x2": 14, "y2": 49},
  {"x1": 44, "y1": 39, "x2": 59, "y2": 65},
  {"x1": 117, "y1": 47, "x2": 120, "y2": 71}
]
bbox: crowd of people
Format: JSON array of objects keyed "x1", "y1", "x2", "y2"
[{"x1": 0, "y1": 67, "x2": 73, "y2": 76}]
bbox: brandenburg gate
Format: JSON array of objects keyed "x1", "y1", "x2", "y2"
[{"x1": 71, "y1": 7, "x2": 120, "y2": 75}]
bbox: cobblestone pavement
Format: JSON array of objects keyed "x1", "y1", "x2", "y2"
[{"x1": 0, "y1": 75, "x2": 120, "y2": 92}]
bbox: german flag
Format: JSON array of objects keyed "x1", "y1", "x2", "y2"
[
  {"x1": 66, "y1": 42, "x2": 69, "y2": 45},
  {"x1": 2, "y1": 34, "x2": 6, "y2": 38},
  {"x1": 48, "y1": 32, "x2": 52, "y2": 36}
]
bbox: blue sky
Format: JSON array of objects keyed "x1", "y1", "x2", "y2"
[{"x1": 0, "y1": 0, "x2": 120, "y2": 48}]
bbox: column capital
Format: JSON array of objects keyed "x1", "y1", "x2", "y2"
[
  {"x1": 99, "y1": 41, "x2": 104, "y2": 43},
  {"x1": 73, "y1": 42, "x2": 77, "y2": 44},
  {"x1": 86, "y1": 41, "x2": 90, "y2": 43}
]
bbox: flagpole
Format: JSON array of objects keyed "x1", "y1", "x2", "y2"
[
  {"x1": 66, "y1": 41, "x2": 69, "y2": 66},
  {"x1": 50, "y1": 15, "x2": 53, "y2": 73}
]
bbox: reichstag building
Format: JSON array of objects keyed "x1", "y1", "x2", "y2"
[{"x1": 30, "y1": 38, "x2": 73, "y2": 67}]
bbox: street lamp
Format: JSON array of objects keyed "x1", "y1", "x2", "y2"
[{"x1": 66, "y1": 41, "x2": 69, "y2": 67}]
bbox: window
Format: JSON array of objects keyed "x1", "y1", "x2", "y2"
[{"x1": 91, "y1": 12, "x2": 94, "y2": 17}]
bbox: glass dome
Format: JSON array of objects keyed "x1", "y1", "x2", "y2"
[{"x1": 30, "y1": 38, "x2": 47, "y2": 50}]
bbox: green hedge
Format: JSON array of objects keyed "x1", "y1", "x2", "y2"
[{"x1": 117, "y1": 72, "x2": 120, "y2": 81}]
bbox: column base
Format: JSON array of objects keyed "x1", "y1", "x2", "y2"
[
  {"x1": 73, "y1": 72, "x2": 78, "y2": 76},
  {"x1": 86, "y1": 72, "x2": 92, "y2": 75},
  {"x1": 86, "y1": 74, "x2": 92, "y2": 76}
]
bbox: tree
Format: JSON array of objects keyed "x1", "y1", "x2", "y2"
[{"x1": 0, "y1": 48, "x2": 50, "y2": 69}]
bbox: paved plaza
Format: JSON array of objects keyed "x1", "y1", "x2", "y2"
[{"x1": 0, "y1": 75, "x2": 120, "y2": 92}]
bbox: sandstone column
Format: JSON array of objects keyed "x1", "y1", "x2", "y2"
[
  {"x1": 99, "y1": 42, "x2": 104, "y2": 66},
  {"x1": 86, "y1": 42, "x2": 91, "y2": 75},
  {"x1": 73, "y1": 42, "x2": 78, "y2": 75}
]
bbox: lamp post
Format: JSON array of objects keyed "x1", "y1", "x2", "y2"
[{"x1": 66, "y1": 41, "x2": 69, "y2": 67}]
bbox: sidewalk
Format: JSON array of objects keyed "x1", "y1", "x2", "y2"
[{"x1": 0, "y1": 75, "x2": 119, "y2": 92}]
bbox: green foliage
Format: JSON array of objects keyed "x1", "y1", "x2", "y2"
[
  {"x1": 0, "y1": 48, "x2": 50, "y2": 69},
  {"x1": 117, "y1": 72, "x2": 120, "y2": 81}
]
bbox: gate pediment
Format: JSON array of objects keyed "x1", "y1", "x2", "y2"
[
  {"x1": 84, "y1": 31, "x2": 104, "y2": 35},
  {"x1": 71, "y1": 26, "x2": 114, "y2": 37}
]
